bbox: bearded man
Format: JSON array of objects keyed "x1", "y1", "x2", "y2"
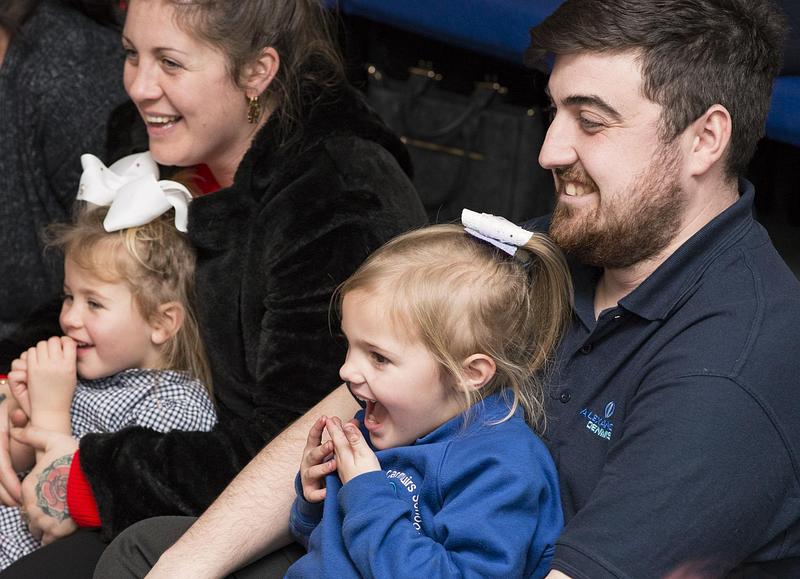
[{"x1": 527, "y1": 1, "x2": 800, "y2": 577}]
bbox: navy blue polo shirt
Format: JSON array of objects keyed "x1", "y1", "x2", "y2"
[{"x1": 529, "y1": 181, "x2": 800, "y2": 579}]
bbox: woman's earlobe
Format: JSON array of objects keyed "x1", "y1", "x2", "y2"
[
  {"x1": 461, "y1": 354, "x2": 496, "y2": 390},
  {"x1": 150, "y1": 302, "x2": 185, "y2": 345}
]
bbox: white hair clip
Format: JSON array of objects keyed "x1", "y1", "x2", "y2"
[
  {"x1": 461, "y1": 208, "x2": 534, "y2": 256},
  {"x1": 77, "y1": 152, "x2": 193, "y2": 233}
]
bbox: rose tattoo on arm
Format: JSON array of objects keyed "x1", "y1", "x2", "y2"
[{"x1": 35, "y1": 454, "x2": 72, "y2": 522}]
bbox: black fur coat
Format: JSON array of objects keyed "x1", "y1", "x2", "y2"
[{"x1": 79, "y1": 85, "x2": 427, "y2": 539}]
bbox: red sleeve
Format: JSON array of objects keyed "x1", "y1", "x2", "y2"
[{"x1": 67, "y1": 450, "x2": 101, "y2": 528}]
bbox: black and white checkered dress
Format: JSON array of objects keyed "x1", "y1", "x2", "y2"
[{"x1": 0, "y1": 368, "x2": 216, "y2": 568}]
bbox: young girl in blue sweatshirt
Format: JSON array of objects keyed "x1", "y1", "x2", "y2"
[{"x1": 287, "y1": 210, "x2": 571, "y2": 578}]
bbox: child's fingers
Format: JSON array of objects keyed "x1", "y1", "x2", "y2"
[
  {"x1": 36, "y1": 340, "x2": 50, "y2": 362},
  {"x1": 304, "y1": 488, "x2": 327, "y2": 503},
  {"x1": 326, "y1": 416, "x2": 346, "y2": 434},
  {"x1": 12, "y1": 393, "x2": 30, "y2": 419},
  {"x1": 9, "y1": 358, "x2": 26, "y2": 372},
  {"x1": 0, "y1": 480, "x2": 19, "y2": 508},
  {"x1": 300, "y1": 456, "x2": 336, "y2": 503},
  {"x1": 60, "y1": 337, "x2": 76, "y2": 362},
  {"x1": 302, "y1": 440, "x2": 333, "y2": 468},
  {"x1": 10, "y1": 426, "x2": 47, "y2": 451},
  {"x1": 303, "y1": 458, "x2": 336, "y2": 482},
  {"x1": 343, "y1": 423, "x2": 367, "y2": 449},
  {"x1": 6, "y1": 373, "x2": 30, "y2": 417},
  {"x1": 342, "y1": 424, "x2": 378, "y2": 465},
  {"x1": 341, "y1": 423, "x2": 381, "y2": 475},
  {"x1": 25, "y1": 346, "x2": 37, "y2": 367},
  {"x1": 304, "y1": 416, "x2": 326, "y2": 450},
  {"x1": 9, "y1": 409, "x2": 28, "y2": 428},
  {"x1": 46, "y1": 336, "x2": 63, "y2": 360},
  {"x1": 0, "y1": 432, "x2": 20, "y2": 506},
  {"x1": 325, "y1": 417, "x2": 352, "y2": 457},
  {"x1": 0, "y1": 467, "x2": 20, "y2": 507},
  {"x1": 0, "y1": 404, "x2": 21, "y2": 506},
  {"x1": 7, "y1": 371, "x2": 25, "y2": 389}
]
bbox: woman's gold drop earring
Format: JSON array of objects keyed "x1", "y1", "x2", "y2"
[{"x1": 247, "y1": 95, "x2": 261, "y2": 124}]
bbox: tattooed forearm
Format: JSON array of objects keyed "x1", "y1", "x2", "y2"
[{"x1": 36, "y1": 454, "x2": 72, "y2": 522}]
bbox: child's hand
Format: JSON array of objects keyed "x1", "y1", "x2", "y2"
[
  {"x1": 0, "y1": 398, "x2": 22, "y2": 506},
  {"x1": 326, "y1": 416, "x2": 381, "y2": 485},
  {"x1": 8, "y1": 352, "x2": 32, "y2": 418},
  {"x1": 300, "y1": 416, "x2": 337, "y2": 503},
  {"x1": 26, "y1": 338, "x2": 77, "y2": 424}
]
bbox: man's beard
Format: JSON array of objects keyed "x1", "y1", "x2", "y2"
[{"x1": 549, "y1": 144, "x2": 686, "y2": 269}]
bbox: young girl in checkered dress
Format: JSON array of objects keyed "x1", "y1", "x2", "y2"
[{"x1": 1, "y1": 199, "x2": 216, "y2": 568}]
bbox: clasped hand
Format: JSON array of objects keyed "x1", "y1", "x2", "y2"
[
  {"x1": 300, "y1": 415, "x2": 380, "y2": 503},
  {"x1": 0, "y1": 337, "x2": 80, "y2": 543},
  {"x1": 8, "y1": 336, "x2": 77, "y2": 421}
]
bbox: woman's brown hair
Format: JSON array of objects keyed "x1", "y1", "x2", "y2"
[{"x1": 163, "y1": 0, "x2": 345, "y2": 147}]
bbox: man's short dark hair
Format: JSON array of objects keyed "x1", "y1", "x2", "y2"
[{"x1": 526, "y1": 0, "x2": 788, "y2": 177}]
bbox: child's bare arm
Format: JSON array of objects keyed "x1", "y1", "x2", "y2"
[
  {"x1": 7, "y1": 354, "x2": 31, "y2": 418},
  {"x1": 26, "y1": 337, "x2": 77, "y2": 439},
  {"x1": 7, "y1": 355, "x2": 35, "y2": 472}
]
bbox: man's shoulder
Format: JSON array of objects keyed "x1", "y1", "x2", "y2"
[
  {"x1": 658, "y1": 240, "x2": 800, "y2": 372},
  {"x1": 690, "y1": 219, "x2": 800, "y2": 325}
]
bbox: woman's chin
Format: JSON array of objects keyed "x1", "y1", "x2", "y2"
[{"x1": 147, "y1": 137, "x2": 197, "y2": 169}]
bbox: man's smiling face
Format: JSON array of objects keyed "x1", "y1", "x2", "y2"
[{"x1": 541, "y1": 51, "x2": 688, "y2": 269}]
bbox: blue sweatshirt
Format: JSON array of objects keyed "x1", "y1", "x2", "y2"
[{"x1": 287, "y1": 393, "x2": 563, "y2": 578}]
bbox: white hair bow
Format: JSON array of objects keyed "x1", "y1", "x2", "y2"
[
  {"x1": 461, "y1": 208, "x2": 534, "y2": 256},
  {"x1": 77, "y1": 152, "x2": 193, "y2": 233}
]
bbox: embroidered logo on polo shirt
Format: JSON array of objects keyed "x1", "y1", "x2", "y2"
[{"x1": 579, "y1": 401, "x2": 616, "y2": 441}]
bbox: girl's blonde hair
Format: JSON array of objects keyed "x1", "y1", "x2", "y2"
[
  {"x1": 336, "y1": 224, "x2": 573, "y2": 433},
  {"x1": 47, "y1": 205, "x2": 213, "y2": 393}
]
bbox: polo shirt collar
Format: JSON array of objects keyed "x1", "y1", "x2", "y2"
[{"x1": 571, "y1": 179, "x2": 756, "y2": 326}]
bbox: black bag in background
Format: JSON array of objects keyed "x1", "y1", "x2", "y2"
[{"x1": 366, "y1": 66, "x2": 555, "y2": 224}]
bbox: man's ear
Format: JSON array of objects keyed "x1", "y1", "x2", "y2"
[
  {"x1": 242, "y1": 46, "x2": 280, "y2": 99},
  {"x1": 150, "y1": 302, "x2": 185, "y2": 346},
  {"x1": 685, "y1": 104, "x2": 732, "y2": 177},
  {"x1": 461, "y1": 354, "x2": 496, "y2": 391}
]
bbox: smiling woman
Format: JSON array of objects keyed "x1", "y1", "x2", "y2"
[
  {"x1": 121, "y1": 0, "x2": 268, "y2": 186},
  {"x1": 0, "y1": 0, "x2": 427, "y2": 576}
]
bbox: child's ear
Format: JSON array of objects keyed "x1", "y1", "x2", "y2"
[
  {"x1": 461, "y1": 354, "x2": 496, "y2": 391},
  {"x1": 150, "y1": 302, "x2": 185, "y2": 346}
]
